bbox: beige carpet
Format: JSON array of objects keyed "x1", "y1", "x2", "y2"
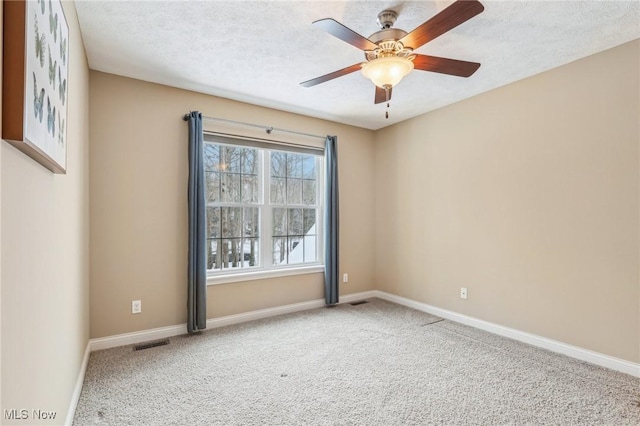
[{"x1": 73, "y1": 298, "x2": 640, "y2": 425}]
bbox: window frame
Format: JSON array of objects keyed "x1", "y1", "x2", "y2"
[{"x1": 204, "y1": 138, "x2": 325, "y2": 286}]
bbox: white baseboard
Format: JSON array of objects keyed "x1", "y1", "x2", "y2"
[
  {"x1": 90, "y1": 323, "x2": 186, "y2": 352},
  {"x1": 339, "y1": 290, "x2": 378, "y2": 303},
  {"x1": 373, "y1": 290, "x2": 640, "y2": 378},
  {"x1": 65, "y1": 341, "x2": 91, "y2": 426},
  {"x1": 205, "y1": 290, "x2": 375, "y2": 329},
  {"x1": 89, "y1": 291, "x2": 376, "y2": 352}
]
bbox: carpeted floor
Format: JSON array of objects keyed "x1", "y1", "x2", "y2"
[{"x1": 73, "y1": 298, "x2": 640, "y2": 425}]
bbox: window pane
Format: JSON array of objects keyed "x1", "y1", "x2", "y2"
[
  {"x1": 221, "y1": 146, "x2": 241, "y2": 173},
  {"x1": 303, "y1": 208, "x2": 316, "y2": 235},
  {"x1": 287, "y1": 154, "x2": 302, "y2": 178},
  {"x1": 304, "y1": 236, "x2": 317, "y2": 262},
  {"x1": 273, "y1": 238, "x2": 287, "y2": 265},
  {"x1": 209, "y1": 239, "x2": 229, "y2": 270},
  {"x1": 302, "y1": 179, "x2": 316, "y2": 205},
  {"x1": 243, "y1": 238, "x2": 259, "y2": 267},
  {"x1": 287, "y1": 178, "x2": 302, "y2": 205},
  {"x1": 243, "y1": 208, "x2": 259, "y2": 237},
  {"x1": 273, "y1": 208, "x2": 287, "y2": 237},
  {"x1": 221, "y1": 240, "x2": 232, "y2": 268},
  {"x1": 226, "y1": 238, "x2": 242, "y2": 268},
  {"x1": 222, "y1": 207, "x2": 242, "y2": 238},
  {"x1": 288, "y1": 208, "x2": 303, "y2": 236},
  {"x1": 221, "y1": 173, "x2": 241, "y2": 203},
  {"x1": 207, "y1": 239, "x2": 217, "y2": 270},
  {"x1": 302, "y1": 155, "x2": 316, "y2": 179},
  {"x1": 207, "y1": 207, "x2": 221, "y2": 238},
  {"x1": 242, "y1": 149, "x2": 258, "y2": 175},
  {"x1": 206, "y1": 172, "x2": 220, "y2": 203},
  {"x1": 270, "y1": 177, "x2": 286, "y2": 204},
  {"x1": 204, "y1": 144, "x2": 219, "y2": 172},
  {"x1": 218, "y1": 239, "x2": 229, "y2": 269},
  {"x1": 242, "y1": 175, "x2": 258, "y2": 203},
  {"x1": 288, "y1": 237, "x2": 303, "y2": 264},
  {"x1": 271, "y1": 152, "x2": 286, "y2": 177}
]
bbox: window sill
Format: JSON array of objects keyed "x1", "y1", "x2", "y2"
[{"x1": 207, "y1": 264, "x2": 325, "y2": 286}]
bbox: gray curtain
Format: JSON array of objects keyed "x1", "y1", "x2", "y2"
[
  {"x1": 187, "y1": 111, "x2": 207, "y2": 333},
  {"x1": 324, "y1": 136, "x2": 339, "y2": 305}
]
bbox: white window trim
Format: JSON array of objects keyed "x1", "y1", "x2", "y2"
[
  {"x1": 205, "y1": 141, "x2": 325, "y2": 283},
  {"x1": 207, "y1": 264, "x2": 324, "y2": 286}
]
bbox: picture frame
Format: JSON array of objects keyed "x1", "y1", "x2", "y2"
[{"x1": 2, "y1": 0, "x2": 69, "y2": 174}]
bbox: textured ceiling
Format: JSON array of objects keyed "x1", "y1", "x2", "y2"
[{"x1": 75, "y1": 1, "x2": 640, "y2": 130}]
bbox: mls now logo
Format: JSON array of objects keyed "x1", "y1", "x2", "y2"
[
  {"x1": 4, "y1": 409, "x2": 57, "y2": 420},
  {"x1": 4, "y1": 409, "x2": 28, "y2": 420}
]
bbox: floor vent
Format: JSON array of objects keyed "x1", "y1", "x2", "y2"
[
  {"x1": 350, "y1": 300, "x2": 369, "y2": 306},
  {"x1": 133, "y1": 339, "x2": 169, "y2": 351}
]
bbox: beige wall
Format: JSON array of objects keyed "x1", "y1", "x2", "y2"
[
  {"x1": 1, "y1": 1, "x2": 90, "y2": 424},
  {"x1": 374, "y1": 40, "x2": 640, "y2": 363},
  {"x1": 89, "y1": 72, "x2": 376, "y2": 338}
]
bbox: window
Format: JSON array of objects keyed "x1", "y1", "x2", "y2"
[{"x1": 204, "y1": 136, "x2": 323, "y2": 280}]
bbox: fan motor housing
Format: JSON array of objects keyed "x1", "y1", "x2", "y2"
[
  {"x1": 366, "y1": 28, "x2": 411, "y2": 61},
  {"x1": 368, "y1": 28, "x2": 408, "y2": 44}
]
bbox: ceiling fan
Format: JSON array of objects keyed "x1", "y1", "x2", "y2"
[{"x1": 300, "y1": 0, "x2": 485, "y2": 115}]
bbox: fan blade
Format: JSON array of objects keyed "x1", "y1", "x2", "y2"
[
  {"x1": 413, "y1": 54, "x2": 480, "y2": 77},
  {"x1": 313, "y1": 18, "x2": 378, "y2": 51},
  {"x1": 374, "y1": 86, "x2": 392, "y2": 104},
  {"x1": 300, "y1": 63, "x2": 363, "y2": 87},
  {"x1": 399, "y1": 0, "x2": 484, "y2": 50}
]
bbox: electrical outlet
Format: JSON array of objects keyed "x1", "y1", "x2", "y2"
[
  {"x1": 343, "y1": 273, "x2": 349, "y2": 283},
  {"x1": 132, "y1": 300, "x2": 142, "y2": 314},
  {"x1": 460, "y1": 288, "x2": 467, "y2": 300}
]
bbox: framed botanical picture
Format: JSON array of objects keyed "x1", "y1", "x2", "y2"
[{"x1": 2, "y1": 0, "x2": 69, "y2": 174}]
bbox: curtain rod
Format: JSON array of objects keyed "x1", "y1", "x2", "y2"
[{"x1": 183, "y1": 113, "x2": 327, "y2": 141}]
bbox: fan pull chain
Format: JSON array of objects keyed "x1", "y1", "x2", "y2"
[{"x1": 385, "y1": 87, "x2": 391, "y2": 119}]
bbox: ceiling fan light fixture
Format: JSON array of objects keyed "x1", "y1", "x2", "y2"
[{"x1": 361, "y1": 56, "x2": 414, "y2": 89}]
